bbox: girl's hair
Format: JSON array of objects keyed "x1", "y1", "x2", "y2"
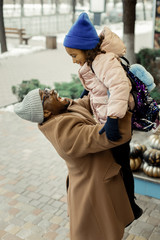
[{"x1": 84, "y1": 35, "x2": 106, "y2": 67}]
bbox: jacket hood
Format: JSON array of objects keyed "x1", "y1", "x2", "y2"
[{"x1": 99, "y1": 27, "x2": 126, "y2": 57}]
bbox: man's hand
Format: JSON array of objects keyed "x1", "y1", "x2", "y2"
[{"x1": 99, "y1": 117, "x2": 121, "y2": 141}]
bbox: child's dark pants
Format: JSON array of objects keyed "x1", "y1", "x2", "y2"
[{"x1": 111, "y1": 140, "x2": 142, "y2": 219}]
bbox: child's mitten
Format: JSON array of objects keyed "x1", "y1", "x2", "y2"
[
  {"x1": 99, "y1": 117, "x2": 121, "y2": 141},
  {"x1": 80, "y1": 89, "x2": 89, "y2": 98}
]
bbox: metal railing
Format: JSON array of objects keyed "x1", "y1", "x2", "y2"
[
  {"x1": 3, "y1": 3, "x2": 73, "y2": 36},
  {"x1": 4, "y1": 14, "x2": 72, "y2": 36}
]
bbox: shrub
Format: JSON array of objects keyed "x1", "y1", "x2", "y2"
[
  {"x1": 136, "y1": 48, "x2": 160, "y2": 104},
  {"x1": 136, "y1": 48, "x2": 160, "y2": 86},
  {"x1": 54, "y1": 74, "x2": 83, "y2": 99},
  {"x1": 12, "y1": 75, "x2": 84, "y2": 102},
  {"x1": 136, "y1": 48, "x2": 160, "y2": 69},
  {"x1": 150, "y1": 86, "x2": 160, "y2": 104},
  {"x1": 12, "y1": 79, "x2": 51, "y2": 101}
]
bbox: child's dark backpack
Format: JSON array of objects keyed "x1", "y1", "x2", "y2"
[{"x1": 120, "y1": 57, "x2": 159, "y2": 132}]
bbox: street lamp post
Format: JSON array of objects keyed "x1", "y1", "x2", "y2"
[
  {"x1": 72, "y1": 0, "x2": 76, "y2": 24},
  {"x1": 89, "y1": 0, "x2": 106, "y2": 25}
]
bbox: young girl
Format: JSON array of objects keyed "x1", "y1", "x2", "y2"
[
  {"x1": 63, "y1": 12, "x2": 143, "y2": 220},
  {"x1": 63, "y1": 12, "x2": 135, "y2": 141}
]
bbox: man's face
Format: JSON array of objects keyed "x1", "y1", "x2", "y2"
[
  {"x1": 65, "y1": 47, "x2": 86, "y2": 66},
  {"x1": 39, "y1": 89, "x2": 69, "y2": 115}
]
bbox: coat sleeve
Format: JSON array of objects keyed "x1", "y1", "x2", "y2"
[
  {"x1": 75, "y1": 96, "x2": 92, "y2": 113},
  {"x1": 54, "y1": 111, "x2": 132, "y2": 158},
  {"x1": 93, "y1": 53, "x2": 131, "y2": 118}
]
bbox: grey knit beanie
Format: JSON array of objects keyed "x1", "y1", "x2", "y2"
[{"x1": 14, "y1": 88, "x2": 44, "y2": 123}]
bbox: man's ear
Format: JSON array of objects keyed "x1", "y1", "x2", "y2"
[{"x1": 44, "y1": 110, "x2": 52, "y2": 118}]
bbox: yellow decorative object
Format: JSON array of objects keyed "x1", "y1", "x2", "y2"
[
  {"x1": 130, "y1": 157, "x2": 142, "y2": 171},
  {"x1": 143, "y1": 149, "x2": 160, "y2": 166},
  {"x1": 143, "y1": 162, "x2": 160, "y2": 178},
  {"x1": 149, "y1": 134, "x2": 160, "y2": 150},
  {"x1": 129, "y1": 143, "x2": 145, "y2": 171}
]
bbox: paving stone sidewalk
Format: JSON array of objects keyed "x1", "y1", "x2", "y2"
[
  {"x1": 0, "y1": 110, "x2": 69, "y2": 240},
  {"x1": 0, "y1": 110, "x2": 160, "y2": 240}
]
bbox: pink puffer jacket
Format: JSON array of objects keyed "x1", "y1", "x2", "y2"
[{"x1": 78, "y1": 27, "x2": 134, "y2": 124}]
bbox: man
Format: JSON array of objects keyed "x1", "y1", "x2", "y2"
[{"x1": 14, "y1": 88, "x2": 135, "y2": 240}]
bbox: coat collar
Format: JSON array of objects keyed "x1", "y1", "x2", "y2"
[
  {"x1": 39, "y1": 99, "x2": 96, "y2": 127},
  {"x1": 65, "y1": 99, "x2": 96, "y2": 124}
]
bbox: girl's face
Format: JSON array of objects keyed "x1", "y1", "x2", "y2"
[{"x1": 65, "y1": 47, "x2": 86, "y2": 66}]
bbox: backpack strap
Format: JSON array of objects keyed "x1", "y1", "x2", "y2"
[
  {"x1": 90, "y1": 64, "x2": 95, "y2": 74},
  {"x1": 120, "y1": 56, "x2": 130, "y2": 72},
  {"x1": 120, "y1": 57, "x2": 144, "y2": 87},
  {"x1": 120, "y1": 56, "x2": 130, "y2": 65},
  {"x1": 120, "y1": 57, "x2": 138, "y2": 104}
]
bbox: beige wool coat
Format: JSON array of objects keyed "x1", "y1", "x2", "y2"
[{"x1": 39, "y1": 96, "x2": 134, "y2": 240}]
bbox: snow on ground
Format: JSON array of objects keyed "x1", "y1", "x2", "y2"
[
  {"x1": 0, "y1": 105, "x2": 15, "y2": 112},
  {"x1": 0, "y1": 45, "x2": 45, "y2": 59},
  {"x1": 0, "y1": 33, "x2": 68, "y2": 59}
]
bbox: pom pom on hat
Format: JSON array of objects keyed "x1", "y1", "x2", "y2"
[
  {"x1": 63, "y1": 12, "x2": 100, "y2": 50},
  {"x1": 14, "y1": 88, "x2": 44, "y2": 123}
]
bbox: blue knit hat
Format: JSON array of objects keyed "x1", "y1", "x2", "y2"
[{"x1": 63, "y1": 12, "x2": 100, "y2": 50}]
